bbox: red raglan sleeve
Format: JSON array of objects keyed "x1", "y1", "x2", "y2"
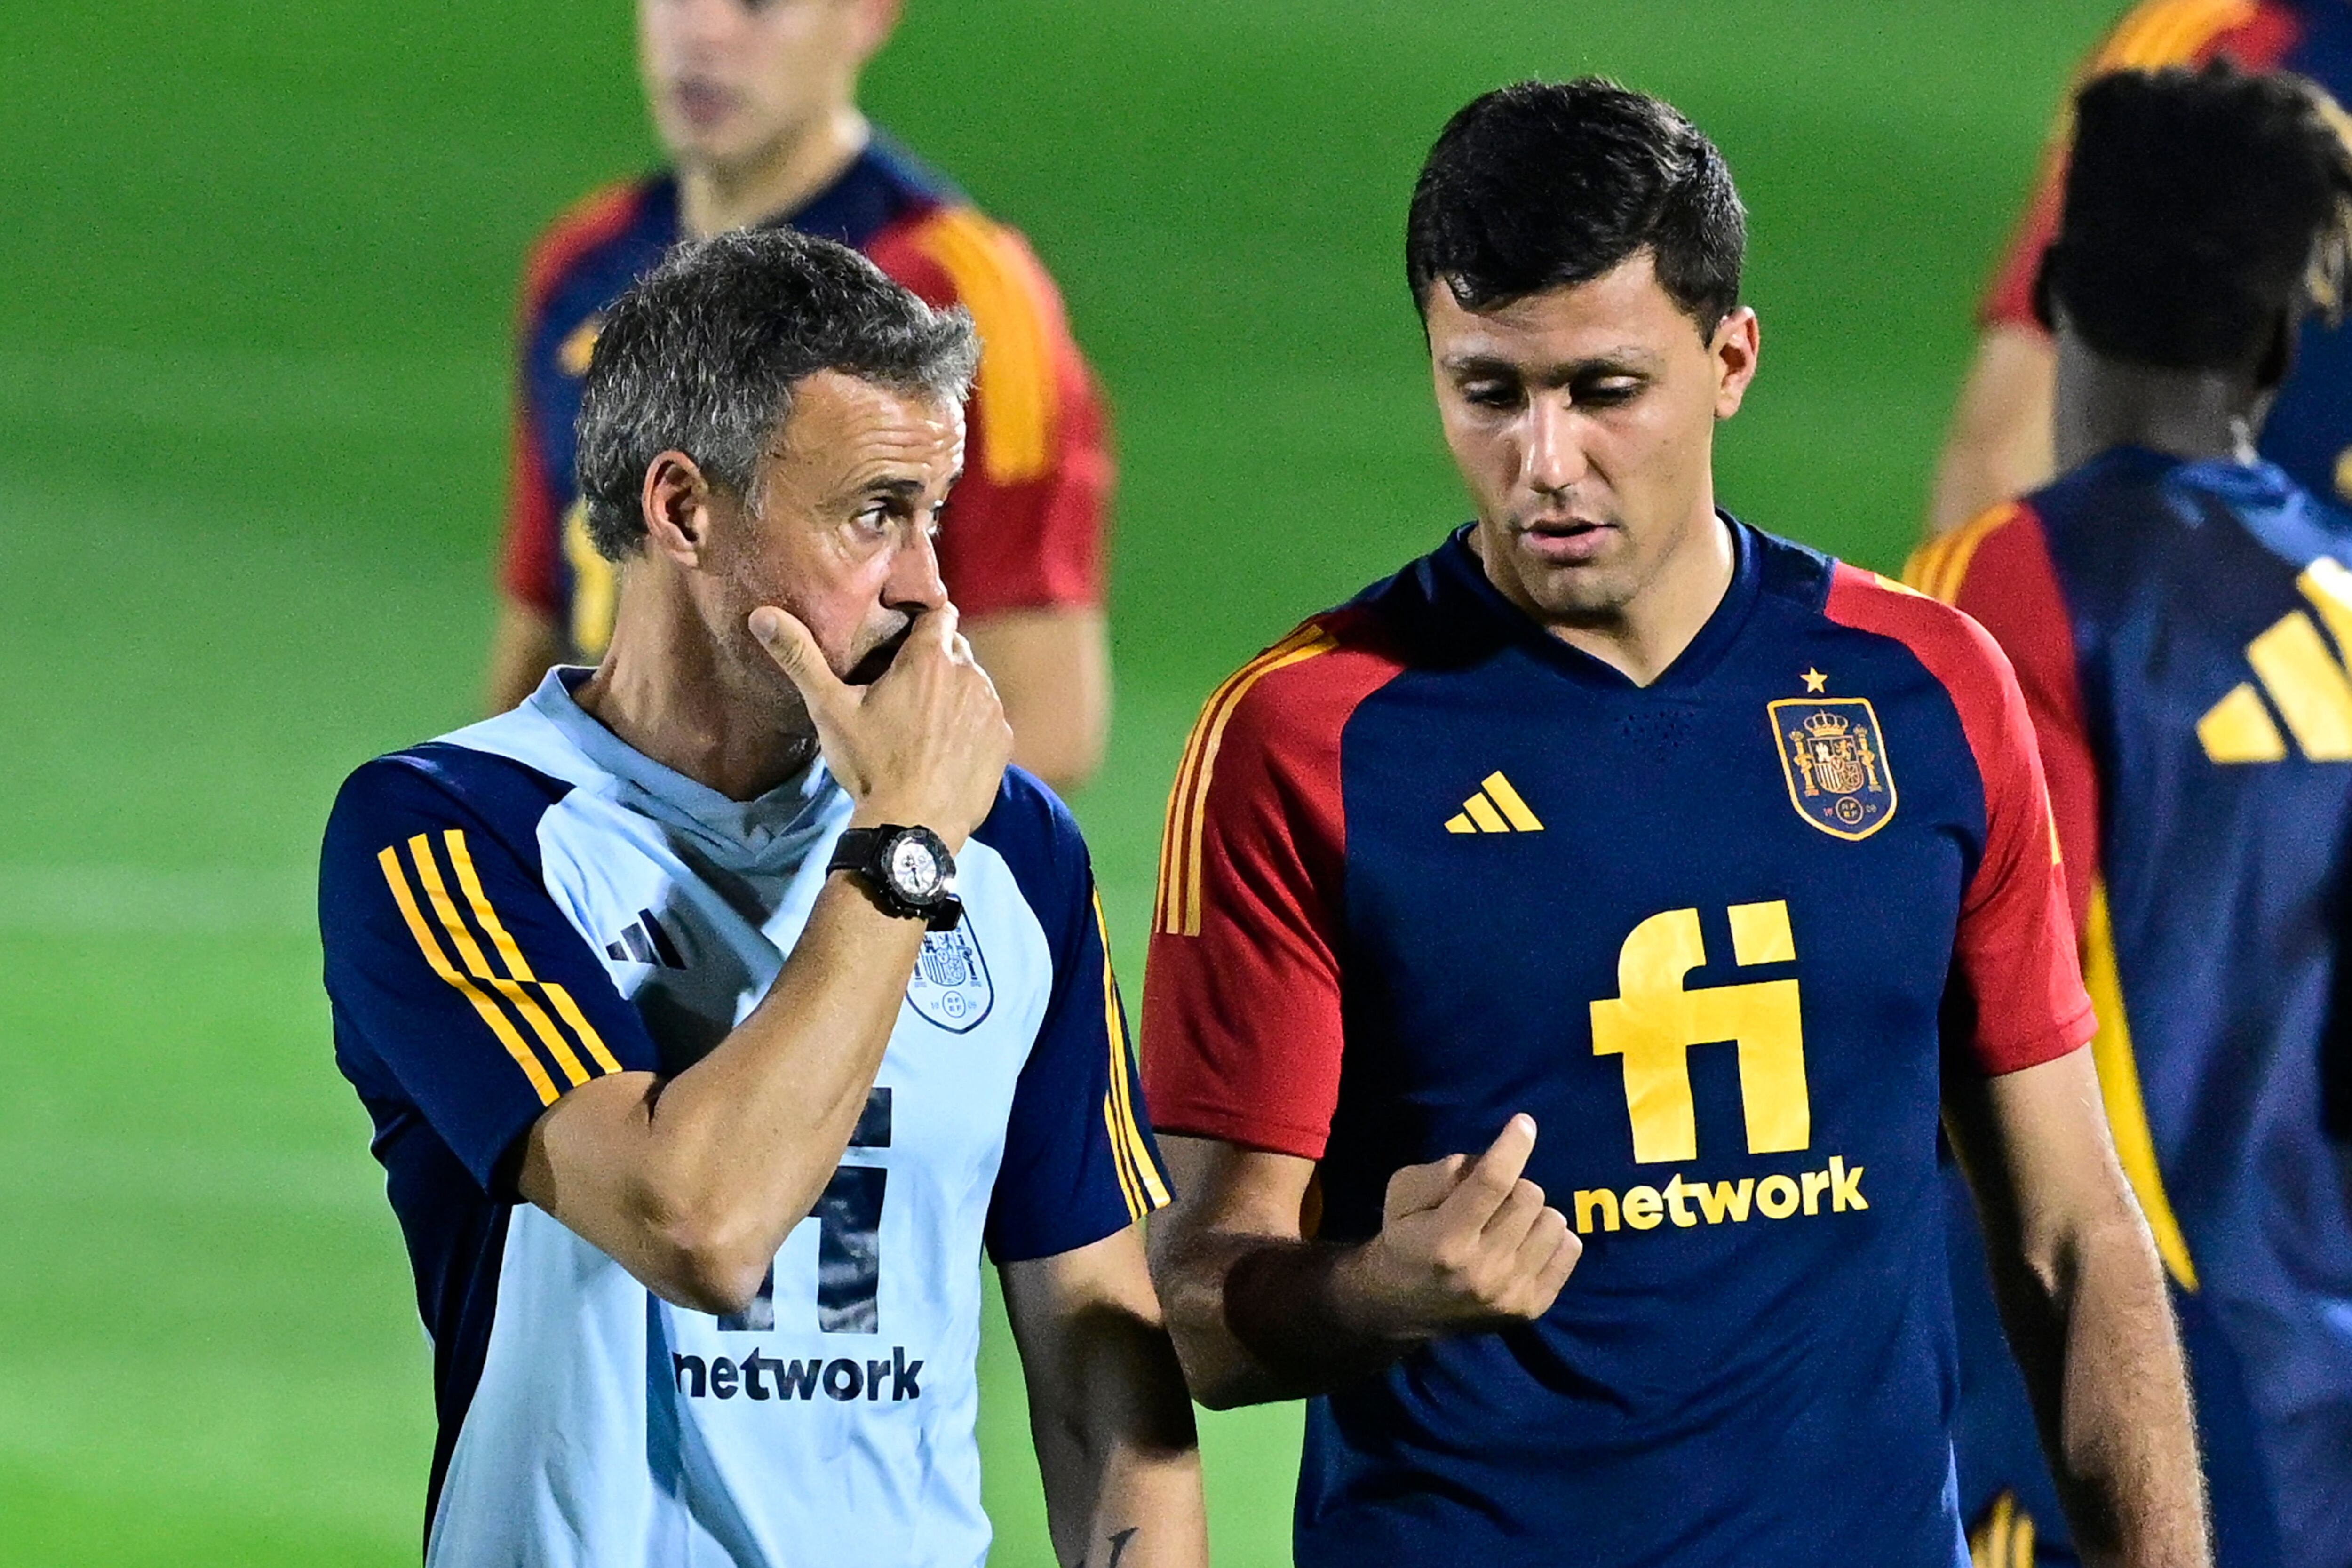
[
  {"x1": 866, "y1": 207, "x2": 1113, "y2": 617},
  {"x1": 497, "y1": 182, "x2": 645, "y2": 620},
  {"x1": 1138, "y1": 619, "x2": 1405, "y2": 1159},
  {"x1": 1982, "y1": 0, "x2": 2302, "y2": 329},
  {"x1": 1906, "y1": 501, "x2": 2101, "y2": 934},
  {"x1": 1830, "y1": 565, "x2": 2095, "y2": 1076}
]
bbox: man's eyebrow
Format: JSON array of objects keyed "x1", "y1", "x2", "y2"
[{"x1": 1440, "y1": 348, "x2": 1663, "y2": 383}]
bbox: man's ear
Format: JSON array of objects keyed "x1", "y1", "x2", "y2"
[
  {"x1": 1710, "y1": 306, "x2": 1762, "y2": 420},
  {"x1": 853, "y1": 0, "x2": 905, "y2": 61},
  {"x1": 641, "y1": 451, "x2": 715, "y2": 568}
]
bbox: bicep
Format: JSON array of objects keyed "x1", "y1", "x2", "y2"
[
  {"x1": 1001, "y1": 1227, "x2": 1193, "y2": 1445},
  {"x1": 1945, "y1": 1047, "x2": 2131, "y2": 1269}
]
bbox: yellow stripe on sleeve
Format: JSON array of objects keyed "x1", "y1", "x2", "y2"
[
  {"x1": 1156, "y1": 628, "x2": 1340, "y2": 936},
  {"x1": 377, "y1": 846, "x2": 559, "y2": 1106},
  {"x1": 913, "y1": 208, "x2": 1059, "y2": 485},
  {"x1": 1095, "y1": 894, "x2": 1170, "y2": 1212},
  {"x1": 2082, "y1": 883, "x2": 2201, "y2": 1291},
  {"x1": 1153, "y1": 628, "x2": 1322, "y2": 931},
  {"x1": 442, "y1": 828, "x2": 624, "y2": 1076},
  {"x1": 408, "y1": 834, "x2": 590, "y2": 1088}
]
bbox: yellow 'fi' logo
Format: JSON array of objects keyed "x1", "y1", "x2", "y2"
[{"x1": 1769, "y1": 697, "x2": 1895, "y2": 840}]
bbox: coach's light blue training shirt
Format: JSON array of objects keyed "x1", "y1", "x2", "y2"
[{"x1": 319, "y1": 669, "x2": 1168, "y2": 1568}]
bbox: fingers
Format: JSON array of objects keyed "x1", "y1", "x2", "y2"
[
  {"x1": 1441, "y1": 1114, "x2": 1538, "y2": 1226},
  {"x1": 1384, "y1": 1153, "x2": 1469, "y2": 1218},
  {"x1": 749, "y1": 606, "x2": 851, "y2": 722}
]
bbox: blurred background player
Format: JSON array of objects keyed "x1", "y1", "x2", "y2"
[
  {"x1": 1908, "y1": 62, "x2": 2352, "y2": 1568},
  {"x1": 1927, "y1": 0, "x2": 2352, "y2": 536},
  {"x1": 484, "y1": 0, "x2": 1116, "y2": 791},
  {"x1": 1141, "y1": 79, "x2": 2206, "y2": 1568}
]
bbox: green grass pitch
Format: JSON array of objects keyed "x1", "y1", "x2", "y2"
[{"x1": 0, "y1": 1, "x2": 2117, "y2": 1560}]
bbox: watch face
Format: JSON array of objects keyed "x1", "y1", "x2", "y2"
[{"x1": 886, "y1": 833, "x2": 944, "y2": 900}]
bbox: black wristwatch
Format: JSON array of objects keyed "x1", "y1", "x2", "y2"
[{"x1": 828, "y1": 825, "x2": 963, "y2": 930}]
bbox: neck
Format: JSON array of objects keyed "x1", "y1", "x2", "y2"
[
  {"x1": 2054, "y1": 342, "x2": 2262, "y2": 473},
  {"x1": 678, "y1": 106, "x2": 870, "y2": 239},
  {"x1": 573, "y1": 567, "x2": 818, "y2": 803}
]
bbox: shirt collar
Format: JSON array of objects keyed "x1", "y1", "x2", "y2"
[
  {"x1": 528, "y1": 668, "x2": 845, "y2": 868},
  {"x1": 1426, "y1": 511, "x2": 1763, "y2": 692}
]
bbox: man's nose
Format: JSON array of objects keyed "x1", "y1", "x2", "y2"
[
  {"x1": 1522, "y1": 398, "x2": 1591, "y2": 494},
  {"x1": 883, "y1": 526, "x2": 950, "y2": 612}
]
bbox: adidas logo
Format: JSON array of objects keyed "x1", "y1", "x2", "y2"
[
  {"x1": 1446, "y1": 772, "x2": 1545, "y2": 834},
  {"x1": 2199, "y1": 558, "x2": 2352, "y2": 764},
  {"x1": 605, "y1": 909, "x2": 687, "y2": 968}
]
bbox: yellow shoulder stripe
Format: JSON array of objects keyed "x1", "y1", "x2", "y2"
[
  {"x1": 1095, "y1": 892, "x2": 1170, "y2": 1221},
  {"x1": 2081, "y1": 883, "x2": 2200, "y2": 1291},
  {"x1": 1902, "y1": 501, "x2": 2021, "y2": 606},
  {"x1": 1154, "y1": 626, "x2": 1339, "y2": 937},
  {"x1": 912, "y1": 208, "x2": 1061, "y2": 486},
  {"x1": 2094, "y1": 0, "x2": 2255, "y2": 72},
  {"x1": 376, "y1": 829, "x2": 623, "y2": 1103}
]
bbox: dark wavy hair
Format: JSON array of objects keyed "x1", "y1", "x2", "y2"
[
  {"x1": 2042, "y1": 61, "x2": 2352, "y2": 376},
  {"x1": 1406, "y1": 78, "x2": 1747, "y2": 334},
  {"x1": 574, "y1": 227, "x2": 980, "y2": 560}
]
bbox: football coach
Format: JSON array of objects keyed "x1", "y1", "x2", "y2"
[{"x1": 320, "y1": 229, "x2": 1204, "y2": 1568}]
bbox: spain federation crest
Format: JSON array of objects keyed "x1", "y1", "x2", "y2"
[
  {"x1": 906, "y1": 923, "x2": 993, "y2": 1033},
  {"x1": 1768, "y1": 696, "x2": 1897, "y2": 841}
]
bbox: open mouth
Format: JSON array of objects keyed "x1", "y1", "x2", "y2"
[
  {"x1": 1519, "y1": 516, "x2": 1614, "y2": 563},
  {"x1": 668, "y1": 78, "x2": 740, "y2": 131}
]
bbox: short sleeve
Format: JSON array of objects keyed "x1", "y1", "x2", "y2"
[
  {"x1": 979, "y1": 780, "x2": 1171, "y2": 1263},
  {"x1": 1947, "y1": 636, "x2": 2098, "y2": 1075},
  {"x1": 1826, "y1": 566, "x2": 2094, "y2": 1076},
  {"x1": 1907, "y1": 501, "x2": 2103, "y2": 934},
  {"x1": 865, "y1": 209, "x2": 1112, "y2": 617},
  {"x1": 497, "y1": 391, "x2": 565, "y2": 621},
  {"x1": 1139, "y1": 621, "x2": 1403, "y2": 1159},
  {"x1": 320, "y1": 753, "x2": 660, "y2": 1193}
]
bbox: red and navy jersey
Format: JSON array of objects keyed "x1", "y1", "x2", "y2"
[
  {"x1": 501, "y1": 135, "x2": 1113, "y2": 658},
  {"x1": 1140, "y1": 521, "x2": 2093, "y2": 1568},
  {"x1": 1983, "y1": 0, "x2": 2352, "y2": 518},
  {"x1": 1911, "y1": 450, "x2": 2352, "y2": 1568}
]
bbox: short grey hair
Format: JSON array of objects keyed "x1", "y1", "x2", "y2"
[{"x1": 574, "y1": 227, "x2": 981, "y2": 559}]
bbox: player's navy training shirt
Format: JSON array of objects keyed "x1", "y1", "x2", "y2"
[
  {"x1": 1915, "y1": 449, "x2": 2352, "y2": 1568},
  {"x1": 319, "y1": 669, "x2": 1168, "y2": 1567},
  {"x1": 1140, "y1": 520, "x2": 2094, "y2": 1568},
  {"x1": 501, "y1": 135, "x2": 1113, "y2": 658},
  {"x1": 1985, "y1": 0, "x2": 2352, "y2": 521}
]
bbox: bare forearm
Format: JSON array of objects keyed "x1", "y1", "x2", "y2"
[
  {"x1": 1994, "y1": 1216, "x2": 2209, "y2": 1568},
  {"x1": 524, "y1": 875, "x2": 924, "y2": 1306},
  {"x1": 1161, "y1": 1232, "x2": 1416, "y2": 1409}
]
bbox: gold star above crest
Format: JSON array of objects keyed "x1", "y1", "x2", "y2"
[{"x1": 1801, "y1": 667, "x2": 1828, "y2": 693}]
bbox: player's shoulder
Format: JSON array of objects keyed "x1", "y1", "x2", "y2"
[
  {"x1": 323, "y1": 738, "x2": 577, "y2": 883},
  {"x1": 521, "y1": 173, "x2": 672, "y2": 314},
  {"x1": 1822, "y1": 556, "x2": 2016, "y2": 686},
  {"x1": 1185, "y1": 607, "x2": 1416, "y2": 768},
  {"x1": 2084, "y1": 0, "x2": 2300, "y2": 73}
]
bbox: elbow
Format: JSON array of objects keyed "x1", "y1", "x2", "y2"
[
  {"x1": 651, "y1": 1244, "x2": 773, "y2": 1318},
  {"x1": 629, "y1": 1187, "x2": 795, "y2": 1317}
]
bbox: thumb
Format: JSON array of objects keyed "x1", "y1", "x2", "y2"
[{"x1": 749, "y1": 607, "x2": 850, "y2": 722}]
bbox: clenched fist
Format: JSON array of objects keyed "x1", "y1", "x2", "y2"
[
  {"x1": 750, "y1": 602, "x2": 1012, "y2": 849},
  {"x1": 1335, "y1": 1114, "x2": 1582, "y2": 1340}
]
